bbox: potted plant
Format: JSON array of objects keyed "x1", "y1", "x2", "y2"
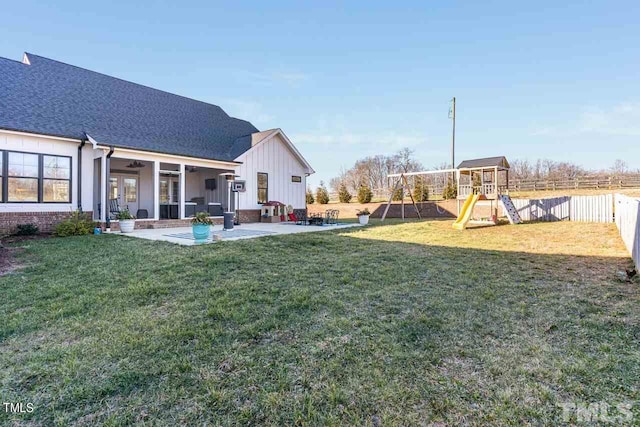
[
  {"x1": 356, "y1": 208, "x2": 371, "y2": 225},
  {"x1": 192, "y1": 211, "x2": 213, "y2": 243},
  {"x1": 116, "y1": 209, "x2": 136, "y2": 233}
]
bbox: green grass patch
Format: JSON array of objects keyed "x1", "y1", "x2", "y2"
[{"x1": 1, "y1": 220, "x2": 638, "y2": 425}]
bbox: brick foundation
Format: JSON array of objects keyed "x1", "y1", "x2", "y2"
[
  {"x1": 308, "y1": 200, "x2": 504, "y2": 220},
  {"x1": 237, "y1": 209, "x2": 261, "y2": 223},
  {"x1": 0, "y1": 211, "x2": 94, "y2": 235},
  {"x1": 308, "y1": 201, "x2": 457, "y2": 219}
]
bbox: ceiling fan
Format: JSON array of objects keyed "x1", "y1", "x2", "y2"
[{"x1": 126, "y1": 160, "x2": 145, "y2": 168}]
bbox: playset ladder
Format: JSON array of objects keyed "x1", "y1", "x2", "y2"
[{"x1": 500, "y1": 195, "x2": 522, "y2": 224}]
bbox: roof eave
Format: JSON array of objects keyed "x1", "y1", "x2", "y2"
[
  {"x1": 458, "y1": 166, "x2": 510, "y2": 171},
  {"x1": 88, "y1": 136, "x2": 242, "y2": 166},
  {"x1": 0, "y1": 126, "x2": 83, "y2": 143},
  {"x1": 234, "y1": 128, "x2": 315, "y2": 174}
]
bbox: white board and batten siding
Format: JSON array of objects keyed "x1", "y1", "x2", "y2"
[
  {"x1": 511, "y1": 194, "x2": 614, "y2": 223},
  {"x1": 614, "y1": 194, "x2": 640, "y2": 269},
  {"x1": 234, "y1": 133, "x2": 308, "y2": 210}
]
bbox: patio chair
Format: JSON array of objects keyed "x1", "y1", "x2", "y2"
[
  {"x1": 324, "y1": 209, "x2": 339, "y2": 225},
  {"x1": 293, "y1": 208, "x2": 308, "y2": 225},
  {"x1": 109, "y1": 198, "x2": 123, "y2": 218},
  {"x1": 323, "y1": 210, "x2": 332, "y2": 225}
]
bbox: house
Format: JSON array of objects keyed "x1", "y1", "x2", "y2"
[{"x1": 0, "y1": 53, "x2": 314, "y2": 233}]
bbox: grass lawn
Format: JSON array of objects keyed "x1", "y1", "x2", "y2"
[{"x1": 1, "y1": 220, "x2": 639, "y2": 425}]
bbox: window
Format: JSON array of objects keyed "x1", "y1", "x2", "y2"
[
  {"x1": 292, "y1": 175, "x2": 302, "y2": 183},
  {"x1": 1, "y1": 151, "x2": 72, "y2": 203},
  {"x1": 109, "y1": 177, "x2": 118, "y2": 200},
  {"x1": 171, "y1": 178, "x2": 179, "y2": 203},
  {"x1": 8, "y1": 152, "x2": 39, "y2": 202},
  {"x1": 123, "y1": 178, "x2": 137, "y2": 202},
  {"x1": 159, "y1": 179, "x2": 170, "y2": 203},
  {"x1": 43, "y1": 155, "x2": 71, "y2": 202},
  {"x1": 257, "y1": 172, "x2": 268, "y2": 204}
]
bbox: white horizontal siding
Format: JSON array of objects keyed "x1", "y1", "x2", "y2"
[{"x1": 0, "y1": 130, "x2": 89, "y2": 213}]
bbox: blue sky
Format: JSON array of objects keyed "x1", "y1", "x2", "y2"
[{"x1": 1, "y1": 1, "x2": 639, "y2": 187}]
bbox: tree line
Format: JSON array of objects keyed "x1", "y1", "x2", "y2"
[
  {"x1": 306, "y1": 149, "x2": 638, "y2": 204},
  {"x1": 509, "y1": 158, "x2": 638, "y2": 181},
  {"x1": 307, "y1": 148, "x2": 442, "y2": 204}
]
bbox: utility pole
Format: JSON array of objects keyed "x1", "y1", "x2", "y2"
[{"x1": 450, "y1": 96, "x2": 456, "y2": 169}]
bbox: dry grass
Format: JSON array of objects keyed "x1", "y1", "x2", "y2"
[{"x1": 346, "y1": 219, "x2": 629, "y2": 257}]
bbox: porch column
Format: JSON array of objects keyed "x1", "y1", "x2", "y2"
[
  {"x1": 153, "y1": 160, "x2": 160, "y2": 220},
  {"x1": 179, "y1": 163, "x2": 186, "y2": 219},
  {"x1": 105, "y1": 154, "x2": 112, "y2": 221},
  {"x1": 100, "y1": 153, "x2": 107, "y2": 223}
]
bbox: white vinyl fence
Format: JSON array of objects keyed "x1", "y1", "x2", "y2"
[
  {"x1": 614, "y1": 194, "x2": 640, "y2": 269},
  {"x1": 511, "y1": 196, "x2": 570, "y2": 222},
  {"x1": 569, "y1": 194, "x2": 614, "y2": 222},
  {"x1": 510, "y1": 194, "x2": 613, "y2": 223}
]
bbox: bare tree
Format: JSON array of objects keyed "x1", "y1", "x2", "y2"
[
  {"x1": 330, "y1": 148, "x2": 423, "y2": 195},
  {"x1": 390, "y1": 148, "x2": 423, "y2": 174},
  {"x1": 510, "y1": 158, "x2": 586, "y2": 181},
  {"x1": 610, "y1": 159, "x2": 628, "y2": 176},
  {"x1": 510, "y1": 159, "x2": 534, "y2": 180}
]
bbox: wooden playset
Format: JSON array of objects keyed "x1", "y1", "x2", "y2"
[{"x1": 383, "y1": 156, "x2": 522, "y2": 228}]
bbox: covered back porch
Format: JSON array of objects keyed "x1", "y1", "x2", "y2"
[{"x1": 92, "y1": 147, "x2": 239, "y2": 225}]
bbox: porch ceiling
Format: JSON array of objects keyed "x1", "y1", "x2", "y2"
[{"x1": 92, "y1": 140, "x2": 241, "y2": 170}]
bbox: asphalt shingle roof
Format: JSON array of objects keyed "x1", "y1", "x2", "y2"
[
  {"x1": 0, "y1": 53, "x2": 259, "y2": 162},
  {"x1": 457, "y1": 156, "x2": 510, "y2": 169}
]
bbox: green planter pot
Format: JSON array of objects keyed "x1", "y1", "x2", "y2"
[{"x1": 192, "y1": 224, "x2": 211, "y2": 242}]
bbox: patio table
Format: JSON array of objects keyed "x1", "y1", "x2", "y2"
[{"x1": 308, "y1": 214, "x2": 324, "y2": 226}]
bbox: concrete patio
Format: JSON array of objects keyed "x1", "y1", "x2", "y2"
[{"x1": 112, "y1": 221, "x2": 361, "y2": 245}]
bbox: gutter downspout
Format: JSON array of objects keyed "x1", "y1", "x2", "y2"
[
  {"x1": 77, "y1": 139, "x2": 86, "y2": 211},
  {"x1": 105, "y1": 147, "x2": 114, "y2": 226}
]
